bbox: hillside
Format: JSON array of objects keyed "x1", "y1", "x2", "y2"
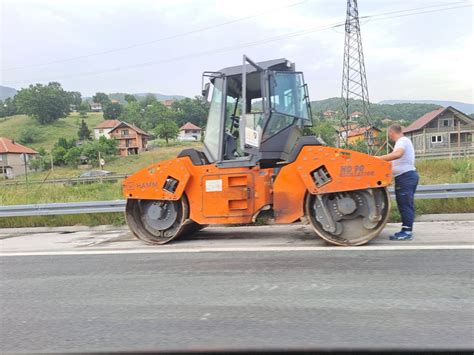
[
  {"x1": 311, "y1": 97, "x2": 442, "y2": 121},
  {"x1": 0, "y1": 85, "x2": 17, "y2": 101},
  {"x1": 0, "y1": 112, "x2": 104, "y2": 150},
  {"x1": 379, "y1": 100, "x2": 474, "y2": 114},
  {"x1": 84, "y1": 92, "x2": 187, "y2": 104}
]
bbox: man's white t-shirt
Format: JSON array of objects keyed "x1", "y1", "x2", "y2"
[{"x1": 392, "y1": 136, "x2": 416, "y2": 177}]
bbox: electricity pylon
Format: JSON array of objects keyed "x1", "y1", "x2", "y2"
[{"x1": 339, "y1": 0, "x2": 374, "y2": 151}]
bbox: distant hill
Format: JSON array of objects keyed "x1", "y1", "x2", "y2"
[
  {"x1": 311, "y1": 97, "x2": 442, "y2": 122},
  {"x1": 379, "y1": 100, "x2": 473, "y2": 114},
  {"x1": 133, "y1": 93, "x2": 187, "y2": 101},
  {"x1": 0, "y1": 86, "x2": 17, "y2": 101},
  {"x1": 85, "y1": 92, "x2": 187, "y2": 104}
]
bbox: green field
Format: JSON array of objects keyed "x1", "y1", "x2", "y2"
[{"x1": 0, "y1": 112, "x2": 105, "y2": 151}]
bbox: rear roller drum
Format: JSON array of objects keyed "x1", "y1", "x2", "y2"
[
  {"x1": 125, "y1": 195, "x2": 204, "y2": 245},
  {"x1": 305, "y1": 187, "x2": 390, "y2": 246}
]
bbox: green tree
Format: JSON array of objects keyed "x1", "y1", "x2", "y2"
[
  {"x1": 171, "y1": 97, "x2": 208, "y2": 127},
  {"x1": 28, "y1": 147, "x2": 48, "y2": 171},
  {"x1": 120, "y1": 101, "x2": 143, "y2": 127},
  {"x1": 103, "y1": 102, "x2": 123, "y2": 119},
  {"x1": 140, "y1": 94, "x2": 158, "y2": 108},
  {"x1": 311, "y1": 121, "x2": 337, "y2": 146},
  {"x1": 0, "y1": 97, "x2": 18, "y2": 117},
  {"x1": 64, "y1": 147, "x2": 82, "y2": 166},
  {"x1": 78, "y1": 119, "x2": 91, "y2": 140},
  {"x1": 78, "y1": 101, "x2": 89, "y2": 117},
  {"x1": 28, "y1": 157, "x2": 42, "y2": 172},
  {"x1": 51, "y1": 146, "x2": 67, "y2": 166},
  {"x1": 124, "y1": 94, "x2": 137, "y2": 104},
  {"x1": 18, "y1": 127, "x2": 41, "y2": 144},
  {"x1": 81, "y1": 136, "x2": 118, "y2": 165},
  {"x1": 15, "y1": 82, "x2": 71, "y2": 124},
  {"x1": 143, "y1": 101, "x2": 168, "y2": 130},
  {"x1": 67, "y1": 91, "x2": 82, "y2": 107},
  {"x1": 154, "y1": 119, "x2": 179, "y2": 145},
  {"x1": 78, "y1": 101, "x2": 90, "y2": 112},
  {"x1": 348, "y1": 138, "x2": 370, "y2": 153},
  {"x1": 92, "y1": 92, "x2": 110, "y2": 105}
]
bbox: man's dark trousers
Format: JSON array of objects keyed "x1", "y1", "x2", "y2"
[{"x1": 395, "y1": 170, "x2": 419, "y2": 232}]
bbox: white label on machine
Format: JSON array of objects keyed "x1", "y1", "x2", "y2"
[
  {"x1": 205, "y1": 179, "x2": 223, "y2": 192},
  {"x1": 245, "y1": 127, "x2": 260, "y2": 147}
]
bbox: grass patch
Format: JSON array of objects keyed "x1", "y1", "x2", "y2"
[
  {"x1": 389, "y1": 198, "x2": 474, "y2": 223},
  {"x1": 0, "y1": 213, "x2": 125, "y2": 229},
  {"x1": 0, "y1": 112, "x2": 104, "y2": 151},
  {"x1": 416, "y1": 158, "x2": 473, "y2": 184}
]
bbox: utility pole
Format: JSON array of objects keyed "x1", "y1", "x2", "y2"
[
  {"x1": 50, "y1": 153, "x2": 54, "y2": 175},
  {"x1": 340, "y1": 0, "x2": 373, "y2": 152},
  {"x1": 21, "y1": 153, "x2": 29, "y2": 192}
]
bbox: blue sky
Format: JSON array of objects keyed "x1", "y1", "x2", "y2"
[{"x1": 1, "y1": 0, "x2": 473, "y2": 102}]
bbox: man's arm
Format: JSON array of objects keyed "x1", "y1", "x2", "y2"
[{"x1": 379, "y1": 147, "x2": 405, "y2": 161}]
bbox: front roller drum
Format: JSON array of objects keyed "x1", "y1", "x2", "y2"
[
  {"x1": 305, "y1": 187, "x2": 391, "y2": 246},
  {"x1": 125, "y1": 195, "x2": 205, "y2": 245}
]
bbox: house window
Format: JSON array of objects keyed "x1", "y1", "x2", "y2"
[
  {"x1": 0, "y1": 166, "x2": 9, "y2": 175},
  {"x1": 99, "y1": 129, "x2": 104, "y2": 134},
  {"x1": 121, "y1": 129, "x2": 129, "y2": 136},
  {"x1": 0, "y1": 154, "x2": 3, "y2": 161},
  {"x1": 431, "y1": 135, "x2": 443, "y2": 143},
  {"x1": 442, "y1": 119, "x2": 450, "y2": 127}
]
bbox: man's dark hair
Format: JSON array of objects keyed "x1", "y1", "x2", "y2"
[{"x1": 388, "y1": 124, "x2": 403, "y2": 134}]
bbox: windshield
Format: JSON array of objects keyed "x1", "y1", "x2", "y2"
[
  {"x1": 203, "y1": 77, "x2": 224, "y2": 161},
  {"x1": 270, "y1": 72, "x2": 310, "y2": 121}
]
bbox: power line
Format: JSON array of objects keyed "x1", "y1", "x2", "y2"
[
  {"x1": 2, "y1": 3, "x2": 472, "y2": 85},
  {"x1": 2, "y1": 0, "x2": 308, "y2": 72}
]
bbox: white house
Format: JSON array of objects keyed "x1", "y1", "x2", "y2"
[
  {"x1": 0, "y1": 137, "x2": 38, "y2": 179},
  {"x1": 178, "y1": 122, "x2": 202, "y2": 141},
  {"x1": 90, "y1": 102, "x2": 102, "y2": 112},
  {"x1": 94, "y1": 119, "x2": 121, "y2": 139}
]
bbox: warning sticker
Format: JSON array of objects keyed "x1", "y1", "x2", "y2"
[
  {"x1": 245, "y1": 127, "x2": 260, "y2": 147},
  {"x1": 205, "y1": 179, "x2": 223, "y2": 192}
]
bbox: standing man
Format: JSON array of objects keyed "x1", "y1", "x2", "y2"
[{"x1": 379, "y1": 124, "x2": 419, "y2": 240}]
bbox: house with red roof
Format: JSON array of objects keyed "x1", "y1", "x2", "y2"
[
  {"x1": 108, "y1": 121, "x2": 150, "y2": 156},
  {"x1": 336, "y1": 124, "x2": 381, "y2": 147},
  {"x1": 94, "y1": 119, "x2": 122, "y2": 139},
  {"x1": 403, "y1": 106, "x2": 473, "y2": 154},
  {"x1": 350, "y1": 111, "x2": 363, "y2": 119},
  {"x1": 0, "y1": 137, "x2": 38, "y2": 179},
  {"x1": 178, "y1": 122, "x2": 202, "y2": 141},
  {"x1": 162, "y1": 99, "x2": 175, "y2": 108}
]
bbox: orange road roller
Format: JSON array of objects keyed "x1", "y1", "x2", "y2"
[{"x1": 123, "y1": 56, "x2": 392, "y2": 246}]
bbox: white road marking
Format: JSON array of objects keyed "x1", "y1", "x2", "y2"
[
  {"x1": 0, "y1": 244, "x2": 472, "y2": 257},
  {"x1": 200, "y1": 313, "x2": 211, "y2": 320}
]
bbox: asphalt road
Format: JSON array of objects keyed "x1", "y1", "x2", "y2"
[{"x1": 1, "y1": 249, "x2": 473, "y2": 352}]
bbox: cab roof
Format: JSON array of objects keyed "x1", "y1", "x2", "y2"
[{"x1": 218, "y1": 58, "x2": 294, "y2": 77}]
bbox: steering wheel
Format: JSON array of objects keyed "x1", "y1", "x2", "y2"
[{"x1": 230, "y1": 115, "x2": 239, "y2": 128}]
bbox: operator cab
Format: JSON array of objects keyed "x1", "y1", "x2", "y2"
[{"x1": 201, "y1": 56, "x2": 313, "y2": 168}]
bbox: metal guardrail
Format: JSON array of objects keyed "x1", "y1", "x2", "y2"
[
  {"x1": 0, "y1": 200, "x2": 127, "y2": 218},
  {"x1": 0, "y1": 183, "x2": 473, "y2": 218},
  {"x1": 0, "y1": 174, "x2": 128, "y2": 186}
]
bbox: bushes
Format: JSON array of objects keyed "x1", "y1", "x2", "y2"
[
  {"x1": 18, "y1": 127, "x2": 41, "y2": 144},
  {"x1": 50, "y1": 136, "x2": 118, "y2": 167}
]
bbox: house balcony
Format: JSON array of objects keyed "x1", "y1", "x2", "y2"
[
  {"x1": 422, "y1": 123, "x2": 474, "y2": 134},
  {"x1": 415, "y1": 141, "x2": 473, "y2": 152}
]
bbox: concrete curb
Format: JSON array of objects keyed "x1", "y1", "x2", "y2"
[
  {"x1": 1, "y1": 213, "x2": 473, "y2": 235},
  {"x1": 415, "y1": 213, "x2": 474, "y2": 222}
]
